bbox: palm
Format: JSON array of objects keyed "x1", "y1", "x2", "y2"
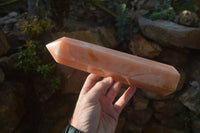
[
  {"x1": 97, "y1": 97, "x2": 119, "y2": 133},
  {"x1": 71, "y1": 74, "x2": 136, "y2": 133}
]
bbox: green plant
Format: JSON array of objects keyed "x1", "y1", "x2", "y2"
[
  {"x1": 144, "y1": 2, "x2": 176, "y2": 21},
  {"x1": 144, "y1": 0, "x2": 198, "y2": 21},
  {"x1": 50, "y1": 76, "x2": 61, "y2": 92},
  {"x1": 17, "y1": 40, "x2": 42, "y2": 72},
  {"x1": 36, "y1": 63, "x2": 56, "y2": 79},
  {"x1": 19, "y1": 17, "x2": 54, "y2": 39},
  {"x1": 18, "y1": 17, "x2": 60, "y2": 92},
  {"x1": 150, "y1": 6, "x2": 176, "y2": 20},
  {"x1": 107, "y1": 0, "x2": 137, "y2": 43},
  {"x1": 17, "y1": 40, "x2": 60, "y2": 91},
  {"x1": 84, "y1": 0, "x2": 137, "y2": 44}
]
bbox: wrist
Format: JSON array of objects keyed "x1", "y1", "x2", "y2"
[{"x1": 70, "y1": 118, "x2": 84, "y2": 132}]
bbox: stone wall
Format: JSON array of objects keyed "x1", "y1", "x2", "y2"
[{"x1": 0, "y1": 0, "x2": 200, "y2": 133}]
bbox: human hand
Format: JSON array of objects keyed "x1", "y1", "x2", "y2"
[{"x1": 71, "y1": 74, "x2": 136, "y2": 133}]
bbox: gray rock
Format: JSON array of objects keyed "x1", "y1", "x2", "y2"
[
  {"x1": 176, "y1": 10, "x2": 199, "y2": 27},
  {"x1": 179, "y1": 81, "x2": 200, "y2": 112},
  {"x1": 8, "y1": 12, "x2": 18, "y2": 18},
  {"x1": 4, "y1": 18, "x2": 18, "y2": 24},
  {"x1": 0, "y1": 12, "x2": 18, "y2": 25},
  {"x1": 0, "y1": 68, "x2": 4, "y2": 84},
  {"x1": 0, "y1": 11, "x2": 22, "y2": 34},
  {"x1": 138, "y1": 16, "x2": 200, "y2": 49}
]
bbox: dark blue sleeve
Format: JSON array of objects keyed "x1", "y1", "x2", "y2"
[{"x1": 62, "y1": 124, "x2": 82, "y2": 133}]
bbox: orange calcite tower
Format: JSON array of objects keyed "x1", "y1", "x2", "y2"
[{"x1": 46, "y1": 37, "x2": 180, "y2": 96}]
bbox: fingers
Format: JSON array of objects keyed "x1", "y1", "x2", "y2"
[
  {"x1": 87, "y1": 77, "x2": 113, "y2": 100},
  {"x1": 106, "y1": 82, "x2": 122, "y2": 102},
  {"x1": 81, "y1": 74, "x2": 101, "y2": 94},
  {"x1": 114, "y1": 86, "x2": 136, "y2": 114}
]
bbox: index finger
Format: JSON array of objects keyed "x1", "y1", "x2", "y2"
[{"x1": 81, "y1": 73, "x2": 101, "y2": 94}]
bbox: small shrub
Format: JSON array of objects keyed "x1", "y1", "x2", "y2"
[
  {"x1": 51, "y1": 76, "x2": 61, "y2": 92},
  {"x1": 144, "y1": 2, "x2": 176, "y2": 21},
  {"x1": 150, "y1": 6, "x2": 176, "y2": 21},
  {"x1": 144, "y1": 0, "x2": 198, "y2": 21},
  {"x1": 18, "y1": 16, "x2": 60, "y2": 92},
  {"x1": 19, "y1": 17, "x2": 54, "y2": 39},
  {"x1": 107, "y1": 0, "x2": 137, "y2": 43},
  {"x1": 17, "y1": 40, "x2": 42, "y2": 72},
  {"x1": 17, "y1": 40, "x2": 60, "y2": 91}
]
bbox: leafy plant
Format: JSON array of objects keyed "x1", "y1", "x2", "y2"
[
  {"x1": 107, "y1": 0, "x2": 137, "y2": 43},
  {"x1": 17, "y1": 17, "x2": 60, "y2": 92},
  {"x1": 36, "y1": 63, "x2": 56, "y2": 79},
  {"x1": 17, "y1": 40, "x2": 42, "y2": 72},
  {"x1": 19, "y1": 17, "x2": 54, "y2": 39},
  {"x1": 144, "y1": 1, "x2": 176, "y2": 21},
  {"x1": 144, "y1": 0, "x2": 198, "y2": 21},
  {"x1": 17, "y1": 40, "x2": 60, "y2": 91},
  {"x1": 84, "y1": 0, "x2": 137, "y2": 44},
  {"x1": 51, "y1": 76, "x2": 61, "y2": 92}
]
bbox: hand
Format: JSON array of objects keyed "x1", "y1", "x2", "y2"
[{"x1": 71, "y1": 74, "x2": 136, "y2": 133}]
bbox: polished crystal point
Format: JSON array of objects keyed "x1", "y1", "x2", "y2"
[{"x1": 46, "y1": 37, "x2": 180, "y2": 96}]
